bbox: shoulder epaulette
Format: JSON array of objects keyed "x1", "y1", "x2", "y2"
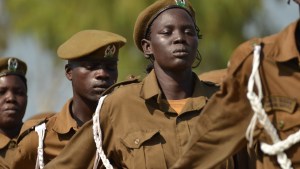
[
  {"x1": 17, "y1": 118, "x2": 49, "y2": 143},
  {"x1": 101, "y1": 76, "x2": 140, "y2": 96}
]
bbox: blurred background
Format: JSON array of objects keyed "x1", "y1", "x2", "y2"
[{"x1": 0, "y1": 0, "x2": 298, "y2": 119}]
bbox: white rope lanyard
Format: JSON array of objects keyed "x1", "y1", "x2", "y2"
[
  {"x1": 34, "y1": 122, "x2": 46, "y2": 169},
  {"x1": 245, "y1": 44, "x2": 300, "y2": 169},
  {"x1": 92, "y1": 95, "x2": 113, "y2": 169}
]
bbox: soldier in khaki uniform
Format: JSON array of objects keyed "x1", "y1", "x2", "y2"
[
  {"x1": 172, "y1": 0, "x2": 300, "y2": 169},
  {"x1": 44, "y1": 0, "x2": 235, "y2": 169},
  {"x1": 0, "y1": 57, "x2": 27, "y2": 167},
  {"x1": 11, "y1": 30, "x2": 126, "y2": 169}
]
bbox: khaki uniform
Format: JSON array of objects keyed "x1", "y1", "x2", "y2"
[
  {"x1": 172, "y1": 20, "x2": 300, "y2": 169},
  {"x1": 198, "y1": 68, "x2": 227, "y2": 85},
  {"x1": 0, "y1": 158, "x2": 9, "y2": 169},
  {"x1": 12, "y1": 100, "x2": 79, "y2": 169},
  {"x1": 45, "y1": 70, "x2": 235, "y2": 169},
  {"x1": 0, "y1": 133, "x2": 17, "y2": 167}
]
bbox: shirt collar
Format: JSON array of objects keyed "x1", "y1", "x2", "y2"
[
  {"x1": 266, "y1": 19, "x2": 300, "y2": 62},
  {"x1": 0, "y1": 133, "x2": 10, "y2": 149},
  {"x1": 140, "y1": 70, "x2": 161, "y2": 101},
  {"x1": 140, "y1": 70, "x2": 209, "y2": 113},
  {"x1": 52, "y1": 99, "x2": 78, "y2": 134}
]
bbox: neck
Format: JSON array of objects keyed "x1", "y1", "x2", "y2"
[
  {"x1": 0, "y1": 123, "x2": 22, "y2": 139},
  {"x1": 71, "y1": 96, "x2": 97, "y2": 126},
  {"x1": 296, "y1": 21, "x2": 300, "y2": 52},
  {"x1": 154, "y1": 67, "x2": 194, "y2": 100}
]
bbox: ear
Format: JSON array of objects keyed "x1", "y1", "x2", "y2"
[
  {"x1": 141, "y1": 39, "x2": 153, "y2": 58},
  {"x1": 65, "y1": 64, "x2": 73, "y2": 81}
]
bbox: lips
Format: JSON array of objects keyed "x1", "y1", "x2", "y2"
[
  {"x1": 3, "y1": 107, "x2": 19, "y2": 114},
  {"x1": 93, "y1": 84, "x2": 109, "y2": 93},
  {"x1": 173, "y1": 48, "x2": 189, "y2": 57}
]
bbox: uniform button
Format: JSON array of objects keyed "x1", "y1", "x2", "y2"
[
  {"x1": 279, "y1": 120, "x2": 285, "y2": 130},
  {"x1": 134, "y1": 139, "x2": 140, "y2": 145},
  {"x1": 8, "y1": 141, "x2": 17, "y2": 148}
]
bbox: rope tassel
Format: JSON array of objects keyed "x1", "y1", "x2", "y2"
[
  {"x1": 92, "y1": 95, "x2": 113, "y2": 169},
  {"x1": 245, "y1": 44, "x2": 300, "y2": 169}
]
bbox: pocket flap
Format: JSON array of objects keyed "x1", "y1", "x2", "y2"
[{"x1": 121, "y1": 130, "x2": 160, "y2": 149}]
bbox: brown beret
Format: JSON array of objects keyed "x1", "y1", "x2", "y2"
[
  {"x1": 57, "y1": 30, "x2": 127, "y2": 60},
  {"x1": 0, "y1": 57, "x2": 27, "y2": 78},
  {"x1": 133, "y1": 0, "x2": 196, "y2": 51}
]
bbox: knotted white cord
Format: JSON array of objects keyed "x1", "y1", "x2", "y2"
[
  {"x1": 92, "y1": 95, "x2": 113, "y2": 169},
  {"x1": 245, "y1": 44, "x2": 296, "y2": 169},
  {"x1": 35, "y1": 122, "x2": 46, "y2": 169}
]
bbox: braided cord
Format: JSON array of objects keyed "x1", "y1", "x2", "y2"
[
  {"x1": 246, "y1": 45, "x2": 295, "y2": 169},
  {"x1": 92, "y1": 95, "x2": 113, "y2": 169},
  {"x1": 35, "y1": 123, "x2": 46, "y2": 169}
]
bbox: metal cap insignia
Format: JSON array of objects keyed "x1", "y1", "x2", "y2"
[
  {"x1": 104, "y1": 45, "x2": 116, "y2": 58},
  {"x1": 8, "y1": 58, "x2": 18, "y2": 72}
]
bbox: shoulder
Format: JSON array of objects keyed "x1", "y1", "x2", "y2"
[
  {"x1": 17, "y1": 116, "x2": 50, "y2": 143},
  {"x1": 227, "y1": 38, "x2": 261, "y2": 74},
  {"x1": 103, "y1": 76, "x2": 141, "y2": 96}
]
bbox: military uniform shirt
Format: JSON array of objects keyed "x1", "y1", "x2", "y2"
[
  {"x1": 45, "y1": 70, "x2": 235, "y2": 169},
  {"x1": 12, "y1": 99, "x2": 79, "y2": 169},
  {"x1": 172, "y1": 20, "x2": 300, "y2": 169}
]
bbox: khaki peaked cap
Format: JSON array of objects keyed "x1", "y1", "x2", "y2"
[
  {"x1": 58, "y1": 30, "x2": 126, "y2": 60},
  {"x1": 133, "y1": 0, "x2": 196, "y2": 51},
  {"x1": 0, "y1": 57, "x2": 27, "y2": 77}
]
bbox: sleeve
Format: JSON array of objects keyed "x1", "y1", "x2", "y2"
[
  {"x1": 44, "y1": 98, "x2": 118, "y2": 169},
  {"x1": 172, "y1": 44, "x2": 257, "y2": 169}
]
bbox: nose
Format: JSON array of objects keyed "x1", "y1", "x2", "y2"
[
  {"x1": 95, "y1": 68, "x2": 109, "y2": 80},
  {"x1": 173, "y1": 30, "x2": 186, "y2": 44},
  {"x1": 5, "y1": 91, "x2": 17, "y2": 103}
]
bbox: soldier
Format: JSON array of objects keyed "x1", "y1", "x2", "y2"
[
  {"x1": 44, "y1": 0, "x2": 235, "y2": 169},
  {"x1": 172, "y1": 0, "x2": 300, "y2": 169},
  {"x1": 11, "y1": 30, "x2": 126, "y2": 169},
  {"x1": 0, "y1": 57, "x2": 27, "y2": 167}
]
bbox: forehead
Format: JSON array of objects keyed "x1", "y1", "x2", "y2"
[{"x1": 0, "y1": 75, "x2": 26, "y2": 88}]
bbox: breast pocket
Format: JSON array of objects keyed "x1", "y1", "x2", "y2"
[{"x1": 120, "y1": 130, "x2": 167, "y2": 169}]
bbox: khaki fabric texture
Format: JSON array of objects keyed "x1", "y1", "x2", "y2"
[
  {"x1": 12, "y1": 100, "x2": 79, "y2": 169},
  {"x1": 44, "y1": 70, "x2": 235, "y2": 169},
  {"x1": 172, "y1": 20, "x2": 300, "y2": 169},
  {"x1": 0, "y1": 133, "x2": 18, "y2": 167},
  {"x1": 198, "y1": 68, "x2": 227, "y2": 85}
]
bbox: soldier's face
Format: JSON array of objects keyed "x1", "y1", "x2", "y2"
[
  {"x1": 66, "y1": 58, "x2": 118, "y2": 103},
  {"x1": 145, "y1": 8, "x2": 198, "y2": 72},
  {"x1": 0, "y1": 75, "x2": 27, "y2": 130}
]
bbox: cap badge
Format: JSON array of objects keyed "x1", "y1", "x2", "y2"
[
  {"x1": 8, "y1": 58, "x2": 18, "y2": 72},
  {"x1": 175, "y1": 0, "x2": 186, "y2": 7},
  {"x1": 104, "y1": 45, "x2": 116, "y2": 58}
]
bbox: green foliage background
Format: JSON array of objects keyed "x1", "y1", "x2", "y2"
[{"x1": 4, "y1": 0, "x2": 262, "y2": 81}]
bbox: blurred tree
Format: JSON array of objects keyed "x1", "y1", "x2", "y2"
[{"x1": 4, "y1": 0, "x2": 263, "y2": 79}]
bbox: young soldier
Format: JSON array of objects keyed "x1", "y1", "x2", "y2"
[
  {"x1": 44, "y1": 0, "x2": 235, "y2": 168},
  {"x1": 0, "y1": 57, "x2": 27, "y2": 167},
  {"x1": 172, "y1": 0, "x2": 300, "y2": 169},
  {"x1": 11, "y1": 30, "x2": 126, "y2": 169}
]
